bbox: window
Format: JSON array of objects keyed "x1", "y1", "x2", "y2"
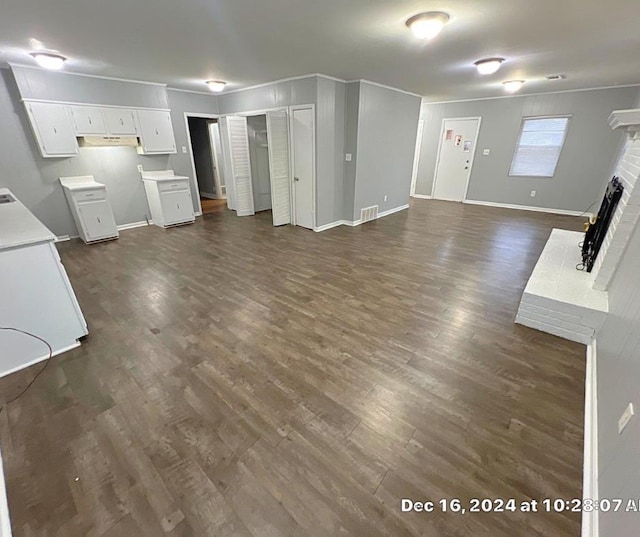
[{"x1": 509, "y1": 116, "x2": 570, "y2": 177}]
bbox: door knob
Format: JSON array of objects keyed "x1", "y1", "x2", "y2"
[{"x1": 294, "y1": 176, "x2": 300, "y2": 182}]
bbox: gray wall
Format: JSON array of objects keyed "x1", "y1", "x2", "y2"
[
  {"x1": 347, "y1": 82, "x2": 421, "y2": 221},
  {"x1": 596, "y1": 216, "x2": 640, "y2": 536},
  {"x1": 343, "y1": 82, "x2": 360, "y2": 222},
  {"x1": 247, "y1": 115, "x2": 272, "y2": 212},
  {"x1": 187, "y1": 116, "x2": 216, "y2": 196},
  {"x1": 217, "y1": 77, "x2": 316, "y2": 115},
  {"x1": 316, "y1": 77, "x2": 346, "y2": 226},
  {"x1": 416, "y1": 86, "x2": 639, "y2": 212},
  {"x1": 166, "y1": 89, "x2": 219, "y2": 213}
]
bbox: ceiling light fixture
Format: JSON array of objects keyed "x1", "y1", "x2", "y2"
[
  {"x1": 406, "y1": 12, "x2": 450, "y2": 40},
  {"x1": 474, "y1": 58, "x2": 505, "y2": 75},
  {"x1": 206, "y1": 80, "x2": 227, "y2": 93},
  {"x1": 30, "y1": 52, "x2": 66, "y2": 70},
  {"x1": 503, "y1": 80, "x2": 525, "y2": 93}
]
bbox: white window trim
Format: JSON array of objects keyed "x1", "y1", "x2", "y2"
[{"x1": 509, "y1": 115, "x2": 571, "y2": 178}]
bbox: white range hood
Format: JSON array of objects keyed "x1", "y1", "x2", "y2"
[{"x1": 79, "y1": 136, "x2": 139, "y2": 148}]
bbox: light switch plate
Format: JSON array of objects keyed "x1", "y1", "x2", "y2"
[
  {"x1": 384, "y1": 195, "x2": 388, "y2": 202},
  {"x1": 137, "y1": 165, "x2": 144, "y2": 173},
  {"x1": 345, "y1": 153, "x2": 352, "y2": 162},
  {"x1": 483, "y1": 149, "x2": 490, "y2": 156},
  {"x1": 530, "y1": 190, "x2": 537, "y2": 197},
  {"x1": 618, "y1": 403, "x2": 634, "y2": 434}
]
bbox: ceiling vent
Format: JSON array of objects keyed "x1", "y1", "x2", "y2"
[{"x1": 545, "y1": 74, "x2": 567, "y2": 81}]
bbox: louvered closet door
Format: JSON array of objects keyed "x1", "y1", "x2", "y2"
[
  {"x1": 225, "y1": 116, "x2": 255, "y2": 216},
  {"x1": 266, "y1": 110, "x2": 292, "y2": 226},
  {"x1": 218, "y1": 118, "x2": 236, "y2": 210}
]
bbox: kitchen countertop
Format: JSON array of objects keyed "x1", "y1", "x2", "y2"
[
  {"x1": 141, "y1": 170, "x2": 189, "y2": 182},
  {"x1": 0, "y1": 188, "x2": 56, "y2": 251},
  {"x1": 59, "y1": 175, "x2": 106, "y2": 191}
]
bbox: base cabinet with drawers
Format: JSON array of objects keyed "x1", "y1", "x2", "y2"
[
  {"x1": 142, "y1": 171, "x2": 195, "y2": 228},
  {"x1": 60, "y1": 176, "x2": 119, "y2": 243}
]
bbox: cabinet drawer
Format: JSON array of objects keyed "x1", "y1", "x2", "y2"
[
  {"x1": 72, "y1": 189, "x2": 107, "y2": 203},
  {"x1": 158, "y1": 180, "x2": 189, "y2": 193}
]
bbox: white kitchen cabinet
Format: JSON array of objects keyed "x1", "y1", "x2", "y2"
[
  {"x1": 104, "y1": 108, "x2": 138, "y2": 135},
  {"x1": 60, "y1": 176, "x2": 119, "y2": 243},
  {"x1": 142, "y1": 171, "x2": 195, "y2": 227},
  {"x1": 70, "y1": 106, "x2": 108, "y2": 135},
  {"x1": 24, "y1": 101, "x2": 78, "y2": 158},
  {"x1": 136, "y1": 110, "x2": 177, "y2": 154}
]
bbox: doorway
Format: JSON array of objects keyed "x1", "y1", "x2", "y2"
[
  {"x1": 186, "y1": 116, "x2": 225, "y2": 215},
  {"x1": 432, "y1": 117, "x2": 481, "y2": 202},
  {"x1": 247, "y1": 115, "x2": 273, "y2": 213},
  {"x1": 290, "y1": 107, "x2": 315, "y2": 230}
]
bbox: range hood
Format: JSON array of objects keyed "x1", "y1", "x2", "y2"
[{"x1": 79, "y1": 136, "x2": 139, "y2": 148}]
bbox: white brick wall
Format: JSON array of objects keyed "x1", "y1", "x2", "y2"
[{"x1": 593, "y1": 136, "x2": 640, "y2": 291}]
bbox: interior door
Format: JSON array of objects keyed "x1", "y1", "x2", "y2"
[
  {"x1": 208, "y1": 122, "x2": 226, "y2": 199},
  {"x1": 266, "y1": 110, "x2": 291, "y2": 226},
  {"x1": 432, "y1": 118, "x2": 480, "y2": 202},
  {"x1": 291, "y1": 108, "x2": 314, "y2": 229},
  {"x1": 78, "y1": 200, "x2": 117, "y2": 240},
  {"x1": 224, "y1": 116, "x2": 255, "y2": 216}
]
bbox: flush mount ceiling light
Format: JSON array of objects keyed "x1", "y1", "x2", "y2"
[
  {"x1": 206, "y1": 80, "x2": 227, "y2": 92},
  {"x1": 30, "y1": 51, "x2": 66, "y2": 70},
  {"x1": 406, "y1": 12, "x2": 450, "y2": 40},
  {"x1": 503, "y1": 80, "x2": 525, "y2": 93},
  {"x1": 474, "y1": 58, "x2": 505, "y2": 75}
]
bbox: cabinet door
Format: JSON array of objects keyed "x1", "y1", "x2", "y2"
[
  {"x1": 70, "y1": 106, "x2": 107, "y2": 135},
  {"x1": 104, "y1": 108, "x2": 137, "y2": 135},
  {"x1": 26, "y1": 102, "x2": 78, "y2": 157},
  {"x1": 136, "y1": 110, "x2": 176, "y2": 154},
  {"x1": 78, "y1": 200, "x2": 118, "y2": 241},
  {"x1": 160, "y1": 190, "x2": 193, "y2": 225}
]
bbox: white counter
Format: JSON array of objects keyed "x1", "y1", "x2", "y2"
[
  {"x1": 0, "y1": 189, "x2": 88, "y2": 377},
  {"x1": 0, "y1": 188, "x2": 55, "y2": 250}
]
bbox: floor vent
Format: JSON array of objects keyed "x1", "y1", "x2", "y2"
[{"x1": 360, "y1": 205, "x2": 379, "y2": 223}]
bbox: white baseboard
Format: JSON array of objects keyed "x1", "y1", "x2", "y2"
[
  {"x1": 411, "y1": 194, "x2": 432, "y2": 199},
  {"x1": 199, "y1": 192, "x2": 217, "y2": 200},
  {"x1": 314, "y1": 220, "x2": 346, "y2": 232},
  {"x1": 582, "y1": 340, "x2": 599, "y2": 537},
  {"x1": 55, "y1": 235, "x2": 72, "y2": 243},
  {"x1": 117, "y1": 220, "x2": 149, "y2": 231},
  {"x1": 463, "y1": 199, "x2": 591, "y2": 217},
  {"x1": 0, "y1": 341, "x2": 80, "y2": 379}
]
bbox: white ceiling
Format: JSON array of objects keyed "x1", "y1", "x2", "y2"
[{"x1": 1, "y1": 0, "x2": 640, "y2": 101}]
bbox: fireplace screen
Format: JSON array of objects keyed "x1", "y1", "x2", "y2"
[{"x1": 581, "y1": 176, "x2": 624, "y2": 272}]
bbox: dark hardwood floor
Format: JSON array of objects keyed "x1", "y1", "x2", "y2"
[{"x1": 0, "y1": 199, "x2": 587, "y2": 536}]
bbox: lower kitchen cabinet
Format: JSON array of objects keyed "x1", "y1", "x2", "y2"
[{"x1": 142, "y1": 171, "x2": 195, "y2": 228}]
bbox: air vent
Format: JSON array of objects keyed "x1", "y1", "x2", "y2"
[
  {"x1": 360, "y1": 205, "x2": 379, "y2": 223},
  {"x1": 545, "y1": 74, "x2": 567, "y2": 81}
]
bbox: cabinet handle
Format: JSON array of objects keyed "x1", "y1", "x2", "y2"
[
  {"x1": 85, "y1": 193, "x2": 95, "y2": 197},
  {"x1": 177, "y1": 204, "x2": 180, "y2": 210},
  {"x1": 155, "y1": 129, "x2": 159, "y2": 135},
  {"x1": 89, "y1": 117, "x2": 92, "y2": 125},
  {"x1": 97, "y1": 217, "x2": 101, "y2": 224},
  {"x1": 53, "y1": 127, "x2": 57, "y2": 134}
]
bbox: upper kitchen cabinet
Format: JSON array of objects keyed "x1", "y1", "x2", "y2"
[
  {"x1": 136, "y1": 110, "x2": 177, "y2": 154},
  {"x1": 70, "y1": 106, "x2": 108, "y2": 135},
  {"x1": 24, "y1": 101, "x2": 78, "y2": 158},
  {"x1": 103, "y1": 108, "x2": 138, "y2": 135}
]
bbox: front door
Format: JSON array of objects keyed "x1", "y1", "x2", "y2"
[{"x1": 432, "y1": 118, "x2": 480, "y2": 202}]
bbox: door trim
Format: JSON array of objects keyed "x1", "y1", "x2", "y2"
[
  {"x1": 184, "y1": 112, "x2": 219, "y2": 216},
  {"x1": 288, "y1": 104, "x2": 316, "y2": 229},
  {"x1": 430, "y1": 116, "x2": 482, "y2": 202},
  {"x1": 410, "y1": 120, "x2": 425, "y2": 197}
]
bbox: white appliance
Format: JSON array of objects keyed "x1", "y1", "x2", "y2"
[
  {"x1": 141, "y1": 170, "x2": 195, "y2": 228},
  {"x1": 60, "y1": 175, "x2": 119, "y2": 243}
]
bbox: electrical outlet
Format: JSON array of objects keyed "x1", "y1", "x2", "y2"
[
  {"x1": 530, "y1": 190, "x2": 537, "y2": 197},
  {"x1": 483, "y1": 149, "x2": 490, "y2": 156},
  {"x1": 345, "y1": 153, "x2": 352, "y2": 162},
  {"x1": 137, "y1": 165, "x2": 144, "y2": 173},
  {"x1": 384, "y1": 195, "x2": 388, "y2": 202},
  {"x1": 182, "y1": 146, "x2": 187, "y2": 154},
  {"x1": 618, "y1": 403, "x2": 635, "y2": 434}
]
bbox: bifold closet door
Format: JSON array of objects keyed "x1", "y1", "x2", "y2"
[
  {"x1": 266, "y1": 110, "x2": 291, "y2": 226},
  {"x1": 221, "y1": 116, "x2": 256, "y2": 216}
]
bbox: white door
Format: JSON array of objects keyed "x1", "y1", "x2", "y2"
[
  {"x1": 218, "y1": 118, "x2": 236, "y2": 209},
  {"x1": 161, "y1": 190, "x2": 193, "y2": 225},
  {"x1": 410, "y1": 120, "x2": 425, "y2": 196},
  {"x1": 26, "y1": 102, "x2": 78, "y2": 157},
  {"x1": 136, "y1": 110, "x2": 177, "y2": 154},
  {"x1": 432, "y1": 118, "x2": 480, "y2": 202},
  {"x1": 225, "y1": 116, "x2": 255, "y2": 217},
  {"x1": 291, "y1": 108, "x2": 314, "y2": 229},
  {"x1": 267, "y1": 110, "x2": 291, "y2": 226},
  {"x1": 208, "y1": 122, "x2": 226, "y2": 199},
  {"x1": 78, "y1": 200, "x2": 118, "y2": 241}
]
